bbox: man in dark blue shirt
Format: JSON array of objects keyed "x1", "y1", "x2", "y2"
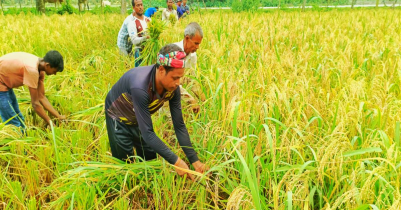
[
  {"x1": 105, "y1": 44, "x2": 207, "y2": 180},
  {"x1": 176, "y1": 0, "x2": 184, "y2": 19}
]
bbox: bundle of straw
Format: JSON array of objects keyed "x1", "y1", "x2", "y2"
[
  {"x1": 169, "y1": 13, "x2": 177, "y2": 25},
  {"x1": 140, "y1": 18, "x2": 166, "y2": 66}
]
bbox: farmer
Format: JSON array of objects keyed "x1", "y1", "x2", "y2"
[
  {"x1": 176, "y1": 0, "x2": 184, "y2": 19},
  {"x1": 144, "y1": 6, "x2": 158, "y2": 18},
  {"x1": 180, "y1": 0, "x2": 190, "y2": 15},
  {"x1": 174, "y1": 22, "x2": 204, "y2": 110},
  {"x1": 162, "y1": 0, "x2": 178, "y2": 22},
  {"x1": 0, "y1": 50, "x2": 65, "y2": 131},
  {"x1": 117, "y1": 0, "x2": 150, "y2": 67},
  {"x1": 105, "y1": 44, "x2": 207, "y2": 180}
]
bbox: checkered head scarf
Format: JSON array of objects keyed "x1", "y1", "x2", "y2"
[{"x1": 156, "y1": 51, "x2": 186, "y2": 68}]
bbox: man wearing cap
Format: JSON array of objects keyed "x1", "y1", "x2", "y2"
[
  {"x1": 105, "y1": 44, "x2": 207, "y2": 180},
  {"x1": 0, "y1": 50, "x2": 66, "y2": 130}
]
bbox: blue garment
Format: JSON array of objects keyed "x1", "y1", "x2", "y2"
[
  {"x1": 176, "y1": 5, "x2": 183, "y2": 18},
  {"x1": 180, "y1": 4, "x2": 190, "y2": 13},
  {"x1": 0, "y1": 89, "x2": 25, "y2": 129},
  {"x1": 145, "y1": 7, "x2": 157, "y2": 18}
]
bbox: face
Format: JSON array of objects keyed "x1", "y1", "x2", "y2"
[
  {"x1": 44, "y1": 63, "x2": 58, "y2": 75},
  {"x1": 167, "y1": 0, "x2": 173, "y2": 9},
  {"x1": 159, "y1": 66, "x2": 184, "y2": 92},
  {"x1": 183, "y1": 0, "x2": 187, "y2": 5},
  {"x1": 185, "y1": 32, "x2": 202, "y2": 54},
  {"x1": 177, "y1": 1, "x2": 181, "y2": 6},
  {"x1": 133, "y1": 0, "x2": 144, "y2": 16}
]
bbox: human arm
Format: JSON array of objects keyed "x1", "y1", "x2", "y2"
[
  {"x1": 130, "y1": 88, "x2": 178, "y2": 164},
  {"x1": 127, "y1": 19, "x2": 148, "y2": 46},
  {"x1": 37, "y1": 72, "x2": 65, "y2": 121},
  {"x1": 177, "y1": 8, "x2": 183, "y2": 19},
  {"x1": 169, "y1": 87, "x2": 199, "y2": 163},
  {"x1": 29, "y1": 87, "x2": 51, "y2": 125}
]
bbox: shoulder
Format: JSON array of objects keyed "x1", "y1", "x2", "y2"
[
  {"x1": 173, "y1": 41, "x2": 184, "y2": 50},
  {"x1": 0, "y1": 53, "x2": 26, "y2": 69},
  {"x1": 125, "y1": 14, "x2": 133, "y2": 21},
  {"x1": 125, "y1": 65, "x2": 154, "y2": 88},
  {"x1": 18, "y1": 53, "x2": 39, "y2": 70}
]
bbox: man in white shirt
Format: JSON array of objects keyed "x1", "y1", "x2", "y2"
[
  {"x1": 162, "y1": 0, "x2": 178, "y2": 22},
  {"x1": 117, "y1": 0, "x2": 150, "y2": 67},
  {"x1": 174, "y1": 22, "x2": 203, "y2": 112}
]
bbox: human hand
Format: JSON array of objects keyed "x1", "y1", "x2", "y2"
[
  {"x1": 174, "y1": 157, "x2": 195, "y2": 181},
  {"x1": 58, "y1": 115, "x2": 66, "y2": 121},
  {"x1": 191, "y1": 104, "x2": 200, "y2": 113},
  {"x1": 192, "y1": 160, "x2": 208, "y2": 174},
  {"x1": 57, "y1": 115, "x2": 67, "y2": 124}
]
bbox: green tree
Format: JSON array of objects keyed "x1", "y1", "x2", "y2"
[{"x1": 36, "y1": 0, "x2": 45, "y2": 13}]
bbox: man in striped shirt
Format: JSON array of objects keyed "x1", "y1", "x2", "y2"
[{"x1": 117, "y1": 0, "x2": 150, "y2": 67}]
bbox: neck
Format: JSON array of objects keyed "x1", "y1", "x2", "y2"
[
  {"x1": 38, "y1": 59, "x2": 45, "y2": 72},
  {"x1": 134, "y1": 12, "x2": 143, "y2": 19},
  {"x1": 155, "y1": 71, "x2": 165, "y2": 96}
]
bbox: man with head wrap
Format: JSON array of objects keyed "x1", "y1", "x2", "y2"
[{"x1": 105, "y1": 44, "x2": 207, "y2": 180}]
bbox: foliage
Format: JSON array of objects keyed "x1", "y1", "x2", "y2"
[
  {"x1": 1, "y1": 9, "x2": 401, "y2": 209},
  {"x1": 57, "y1": 0, "x2": 78, "y2": 14},
  {"x1": 232, "y1": 0, "x2": 260, "y2": 12},
  {"x1": 168, "y1": 12, "x2": 177, "y2": 24}
]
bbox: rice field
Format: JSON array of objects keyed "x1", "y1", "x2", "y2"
[{"x1": 1, "y1": 8, "x2": 401, "y2": 209}]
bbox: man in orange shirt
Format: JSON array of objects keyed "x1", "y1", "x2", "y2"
[{"x1": 0, "y1": 50, "x2": 65, "y2": 131}]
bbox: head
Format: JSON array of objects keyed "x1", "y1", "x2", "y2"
[
  {"x1": 156, "y1": 44, "x2": 186, "y2": 92},
  {"x1": 132, "y1": 0, "x2": 144, "y2": 16},
  {"x1": 183, "y1": 22, "x2": 203, "y2": 54},
  {"x1": 155, "y1": 6, "x2": 159, "y2": 10},
  {"x1": 177, "y1": 0, "x2": 182, "y2": 6},
  {"x1": 183, "y1": 0, "x2": 187, "y2": 5},
  {"x1": 167, "y1": 0, "x2": 173, "y2": 9},
  {"x1": 43, "y1": 50, "x2": 64, "y2": 75}
]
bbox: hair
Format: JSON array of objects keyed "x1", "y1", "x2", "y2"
[
  {"x1": 132, "y1": 0, "x2": 141, "y2": 7},
  {"x1": 155, "y1": 6, "x2": 159, "y2": 10},
  {"x1": 184, "y1": 22, "x2": 203, "y2": 39},
  {"x1": 155, "y1": 44, "x2": 184, "y2": 73},
  {"x1": 43, "y1": 50, "x2": 64, "y2": 72}
]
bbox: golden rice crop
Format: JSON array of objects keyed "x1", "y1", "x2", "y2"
[{"x1": 0, "y1": 8, "x2": 401, "y2": 209}]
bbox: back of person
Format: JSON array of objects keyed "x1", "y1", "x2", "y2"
[
  {"x1": 0, "y1": 52, "x2": 39, "y2": 91},
  {"x1": 145, "y1": 7, "x2": 157, "y2": 18},
  {"x1": 176, "y1": 5, "x2": 183, "y2": 18},
  {"x1": 106, "y1": 65, "x2": 152, "y2": 110}
]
